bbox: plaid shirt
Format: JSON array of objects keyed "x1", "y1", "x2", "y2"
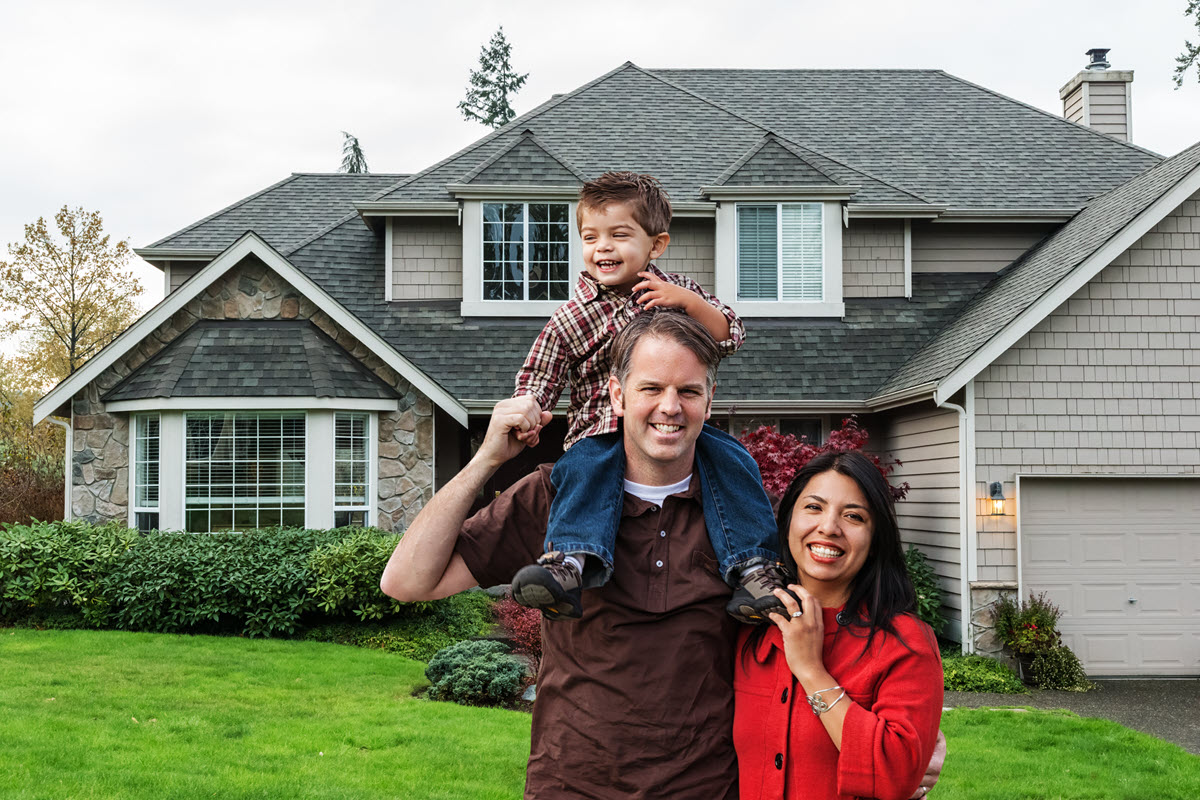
[{"x1": 514, "y1": 264, "x2": 745, "y2": 449}]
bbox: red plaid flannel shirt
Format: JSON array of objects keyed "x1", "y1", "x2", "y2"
[{"x1": 514, "y1": 264, "x2": 745, "y2": 449}]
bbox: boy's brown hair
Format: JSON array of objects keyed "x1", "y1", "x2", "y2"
[{"x1": 577, "y1": 171, "x2": 672, "y2": 236}]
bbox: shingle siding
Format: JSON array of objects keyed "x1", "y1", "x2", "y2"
[
  {"x1": 391, "y1": 217, "x2": 463, "y2": 301},
  {"x1": 875, "y1": 403, "x2": 963, "y2": 639},
  {"x1": 168, "y1": 262, "x2": 204, "y2": 293},
  {"x1": 843, "y1": 221, "x2": 905, "y2": 298},
  {"x1": 656, "y1": 218, "x2": 715, "y2": 290},
  {"x1": 910, "y1": 222, "x2": 1055, "y2": 274},
  {"x1": 973, "y1": 190, "x2": 1200, "y2": 582}
]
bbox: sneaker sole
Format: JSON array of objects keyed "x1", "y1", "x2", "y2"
[{"x1": 512, "y1": 568, "x2": 581, "y2": 619}]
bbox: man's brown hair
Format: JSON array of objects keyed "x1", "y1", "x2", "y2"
[
  {"x1": 611, "y1": 310, "x2": 720, "y2": 392},
  {"x1": 577, "y1": 171, "x2": 672, "y2": 235}
]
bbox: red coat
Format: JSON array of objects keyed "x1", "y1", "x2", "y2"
[{"x1": 734, "y1": 606, "x2": 943, "y2": 800}]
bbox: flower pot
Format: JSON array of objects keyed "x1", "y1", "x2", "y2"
[{"x1": 1017, "y1": 653, "x2": 1037, "y2": 685}]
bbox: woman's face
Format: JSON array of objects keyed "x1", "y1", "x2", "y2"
[{"x1": 787, "y1": 470, "x2": 875, "y2": 605}]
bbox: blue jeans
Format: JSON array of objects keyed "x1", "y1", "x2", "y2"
[{"x1": 545, "y1": 425, "x2": 779, "y2": 588}]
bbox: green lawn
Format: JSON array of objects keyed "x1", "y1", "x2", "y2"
[{"x1": 1, "y1": 629, "x2": 1197, "y2": 799}]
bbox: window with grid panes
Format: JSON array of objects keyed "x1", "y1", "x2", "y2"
[
  {"x1": 334, "y1": 412, "x2": 369, "y2": 528},
  {"x1": 482, "y1": 202, "x2": 571, "y2": 301},
  {"x1": 132, "y1": 414, "x2": 160, "y2": 532},
  {"x1": 736, "y1": 203, "x2": 823, "y2": 301},
  {"x1": 184, "y1": 412, "x2": 306, "y2": 532}
]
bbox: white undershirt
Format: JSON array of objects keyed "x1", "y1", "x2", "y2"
[{"x1": 623, "y1": 475, "x2": 692, "y2": 506}]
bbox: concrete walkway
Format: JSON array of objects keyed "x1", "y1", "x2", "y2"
[{"x1": 945, "y1": 679, "x2": 1200, "y2": 755}]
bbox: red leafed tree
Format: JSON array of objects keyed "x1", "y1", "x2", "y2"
[
  {"x1": 494, "y1": 596, "x2": 542, "y2": 671},
  {"x1": 739, "y1": 416, "x2": 909, "y2": 501}
]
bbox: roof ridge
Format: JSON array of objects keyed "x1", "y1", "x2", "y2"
[
  {"x1": 771, "y1": 135, "x2": 933, "y2": 204},
  {"x1": 712, "y1": 136, "x2": 773, "y2": 186},
  {"x1": 935, "y1": 70, "x2": 1163, "y2": 160},
  {"x1": 456, "y1": 129, "x2": 588, "y2": 184},
  {"x1": 284, "y1": 210, "x2": 362, "y2": 256},
  {"x1": 368, "y1": 62, "x2": 640, "y2": 202},
  {"x1": 634, "y1": 65, "x2": 768, "y2": 134},
  {"x1": 145, "y1": 173, "x2": 301, "y2": 249}
]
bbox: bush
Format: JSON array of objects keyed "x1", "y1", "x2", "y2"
[
  {"x1": 493, "y1": 596, "x2": 542, "y2": 670},
  {"x1": 424, "y1": 639, "x2": 526, "y2": 706},
  {"x1": 307, "y1": 529, "x2": 408, "y2": 620},
  {"x1": 942, "y1": 652, "x2": 1028, "y2": 694},
  {"x1": 1032, "y1": 645, "x2": 1095, "y2": 692},
  {"x1": 995, "y1": 591, "x2": 1062, "y2": 655},
  {"x1": 904, "y1": 545, "x2": 945, "y2": 634},
  {"x1": 304, "y1": 591, "x2": 495, "y2": 661},
  {"x1": 0, "y1": 520, "x2": 138, "y2": 624}
]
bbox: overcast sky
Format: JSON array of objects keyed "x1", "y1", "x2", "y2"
[{"x1": 2, "y1": 0, "x2": 1199, "y2": 319}]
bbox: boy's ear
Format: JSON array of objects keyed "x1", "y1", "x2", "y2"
[
  {"x1": 649, "y1": 232, "x2": 670, "y2": 260},
  {"x1": 609, "y1": 375, "x2": 625, "y2": 417}
]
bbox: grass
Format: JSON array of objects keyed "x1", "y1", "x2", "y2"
[
  {"x1": 0, "y1": 629, "x2": 529, "y2": 799},
  {"x1": 2, "y1": 630, "x2": 1197, "y2": 799}
]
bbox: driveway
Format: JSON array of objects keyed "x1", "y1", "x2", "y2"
[{"x1": 945, "y1": 679, "x2": 1200, "y2": 755}]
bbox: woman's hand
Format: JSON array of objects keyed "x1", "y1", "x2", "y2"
[{"x1": 767, "y1": 583, "x2": 833, "y2": 689}]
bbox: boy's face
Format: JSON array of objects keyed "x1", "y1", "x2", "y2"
[{"x1": 579, "y1": 201, "x2": 669, "y2": 293}]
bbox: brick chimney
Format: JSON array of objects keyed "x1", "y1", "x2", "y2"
[{"x1": 1059, "y1": 48, "x2": 1134, "y2": 142}]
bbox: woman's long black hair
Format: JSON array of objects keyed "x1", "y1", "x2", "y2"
[{"x1": 759, "y1": 451, "x2": 917, "y2": 655}]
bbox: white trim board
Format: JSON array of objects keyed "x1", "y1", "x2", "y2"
[
  {"x1": 106, "y1": 397, "x2": 399, "y2": 413},
  {"x1": 934, "y1": 159, "x2": 1200, "y2": 406},
  {"x1": 34, "y1": 232, "x2": 469, "y2": 426}
]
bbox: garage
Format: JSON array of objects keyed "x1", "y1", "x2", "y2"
[{"x1": 1019, "y1": 477, "x2": 1200, "y2": 677}]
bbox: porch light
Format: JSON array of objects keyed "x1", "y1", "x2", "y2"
[{"x1": 988, "y1": 482, "x2": 1006, "y2": 516}]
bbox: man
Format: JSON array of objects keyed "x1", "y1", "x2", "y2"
[{"x1": 381, "y1": 311, "x2": 741, "y2": 798}]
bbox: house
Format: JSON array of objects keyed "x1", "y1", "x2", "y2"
[{"x1": 35, "y1": 51, "x2": 1200, "y2": 676}]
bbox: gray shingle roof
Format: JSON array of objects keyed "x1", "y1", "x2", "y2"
[
  {"x1": 716, "y1": 136, "x2": 838, "y2": 186},
  {"x1": 460, "y1": 131, "x2": 586, "y2": 185},
  {"x1": 146, "y1": 173, "x2": 406, "y2": 253},
  {"x1": 879, "y1": 139, "x2": 1200, "y2": 395},
  {"x1": 102, "y1": 320, "x2": 399, "y2": 402},
  {"x1": 373, "y1": 63, "x2": 1157, "y2": 212}
]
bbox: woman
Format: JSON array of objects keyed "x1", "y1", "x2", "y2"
[{"x1": 734, "y1": 451, "x2": 943, "y2": 800}]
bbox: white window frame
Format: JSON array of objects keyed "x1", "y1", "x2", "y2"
[
  {"x1": 715, "y1": 200, "x2": 844, "y2": 318},
  {"x1": 129, "y1": 413, "x2": 161, "y2": 532},
  {"x1": 333, "y1": 411, "x2": 375, "y2": 528},
  {"x1": 460, "y1": 199, "x2": 580, "y2": 317}
]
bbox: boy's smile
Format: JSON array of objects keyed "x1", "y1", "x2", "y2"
[{"x1": 579, "y1": 201, "x2": 670, "y2": 293}]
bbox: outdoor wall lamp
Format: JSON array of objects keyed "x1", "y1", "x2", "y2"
[{"x1": 988, "y1": 482, "x2": 1006, "y2": 516}]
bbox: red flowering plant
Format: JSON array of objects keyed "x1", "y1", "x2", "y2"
[
  {"x1": 738, "y1": 416, "x2": 910, "y2": 501},
  {"x1": 993, "y1": 591, "x2": 1062, "y2": 655},
  {"x1": 494, "y1": 595, "x2": 543, "y2": 673}
]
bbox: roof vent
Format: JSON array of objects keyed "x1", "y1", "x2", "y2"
[{"x1": 1086, "y1": 48, "x2": 1111, "y2": 70}]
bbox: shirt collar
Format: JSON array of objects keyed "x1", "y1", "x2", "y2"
[
  {"x1": 574, "y1": 262, "x2": 669, "y2": 304},
  {"x1": 622, "y1": 463, "x2": 703, "y2": 516}
]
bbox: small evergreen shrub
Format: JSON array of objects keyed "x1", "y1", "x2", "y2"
[
  {"x1": 1032, "y1": 645, "x2": 1095, "y2": 692},
  {"x1": 903, "y1": 545, "x2": 946, "y2": 634},
  {"x1": 942, "y1": 652, "x2": 1028, "y2": 694},
  {"x1": 424, "y1": 639, "x2": 526, "y2": 706},
  {"x1": 307, "y1": 529, "x2": 408, "y2": 620}
]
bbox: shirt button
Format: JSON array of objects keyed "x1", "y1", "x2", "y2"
[
  {"x1": 781, "y1": 688, "x2": 788, "y2": 703},
  {"x1": 655, "y1": 560, "x2": 664, "y2": 568},
  {"x1": 660, "y1": 530, "x2": 666, "y2": 538},
  {"x1": 775, "y1": 753, "x2": 783, "y2": 770},
  {"x1": 649, "y1": 505, "x2": 658, "y2": 512}
]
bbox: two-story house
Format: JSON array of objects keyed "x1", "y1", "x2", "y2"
[{"x1": 35, "y1": 53, "x2": 1200, "y2": 676}]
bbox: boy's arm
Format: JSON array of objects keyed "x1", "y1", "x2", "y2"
[
  {"x1": 513, "y1": 316, "x2": 570, "y2": 444},
  {"x1": 633, "y1": 271, "x2": 746, "y2": 354}
]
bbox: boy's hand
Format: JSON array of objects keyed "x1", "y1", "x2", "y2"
[
  {"x1": 513, "y1": 397, "x2": 545, "y2": 447},
  {"x1": 633, "y1": 272, "x2": 699, "y2": 314}
]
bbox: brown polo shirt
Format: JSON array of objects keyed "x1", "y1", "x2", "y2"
[{"x1": 456, "y1": 464, "x2": 739, "y2": 800}]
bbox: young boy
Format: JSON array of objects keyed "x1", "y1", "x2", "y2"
[{"x1": 510, "y1": 171, "x2": 788, "y2": 623}]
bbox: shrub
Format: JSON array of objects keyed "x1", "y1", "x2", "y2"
[
  {"x1": 424, "y1": 639, "x2": 526, "y2": 706},
  {"x1": 904, "y1": 545, "x2": 945, "y2": 634},
  {"x1": 304, "y1": 591, "x2": 495, "y2": 661},
  {"x1": 1032, "y1": 645, "x2": 1095, "y2": 692},
  {"x1": 942, "y1": 652, "x2": 1027, "y2": 694},
  {"x1": 307, "y1": 529, "x2": 409, "y2": 620},
  {"x1": 0, "y1": 520, "x2": 138, "y2": 624},
  {"x1": 0, "y1": 382, "x2": 65, "y2": 526},
  {"x1": 493, "y1": 596, "x2": 542, "y2": 670},
  {"x1": 994, "y1": 592, "x2": 1062, "y2": 655}
]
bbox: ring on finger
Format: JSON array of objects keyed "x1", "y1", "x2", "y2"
[{"x1": 790, "y1": 611, "x2": 803, "y2": 619}]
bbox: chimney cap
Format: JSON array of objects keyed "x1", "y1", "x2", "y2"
[{"x1": 1086, "y1": 48, "x2": 1111, "y2": 70}]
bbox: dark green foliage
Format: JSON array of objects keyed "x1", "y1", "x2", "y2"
[
  {"x1": 903, "y1": 545, "x2": 945, "y2": 634},
  {"x1": 425, "y1": 639, "x2": 526, "y2": 706},
  {"x1": 339, "y1": 131, "x2": 369, "y2": 174},
  {"x1": 994, "y1": 591, "x2": 1061, "y2": 654},
  {"x1": 307, "y1": 529, "x2": 406, "y2": 620},
  {"x1": 0, "y1": 520, "x2": 138, "y2": 624},
  {"x1": 304, "y1": 591, "x2": 495, "y2": 661},
  {"x1": 942, "y1": 652, "x2": 1028, "y2": 694},
  {"x1": 1032, "y1": 645, "x2": 1096, "y2": 692},
  {"x1": 458, "y1": 26, "x2": 528, "y2": 128},
  {"x1": 1175, "y1": 1, "x2": 1200, "y2": 87}
]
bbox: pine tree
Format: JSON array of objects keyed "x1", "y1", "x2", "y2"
[
  {"x1": 340, "y1": 131, "x2": 369, "y2": 174},
  {"x1": 458, "y1": 26, "x2": 529, "y2": 129},
  {"x1": 1175, "y1": 1, "x2": 1200, "y2": 87}
]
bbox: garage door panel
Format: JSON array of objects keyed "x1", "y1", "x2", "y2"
[{"x1": 1021, "y1": 477, "x2": 1200, "y2": 677}]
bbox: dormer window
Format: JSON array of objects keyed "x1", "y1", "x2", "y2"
[
  {"x1": 482, "y1": 202, "x2": 572, "y2": 302},
  {"x1": 736, "y1": 203, "x2": 823, "y2": 301}
]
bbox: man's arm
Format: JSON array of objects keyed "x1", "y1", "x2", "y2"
[{"x1": 380, "y1": 396, "x2": 552, "y2": 602}]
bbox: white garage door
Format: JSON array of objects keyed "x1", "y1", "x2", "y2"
[{"x1": 1021, "y1": 477, "x2": 1200, "y2": 677}]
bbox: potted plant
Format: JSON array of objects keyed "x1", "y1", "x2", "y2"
[{"x1": 993, "y1": 591, "x2": 1062, "y2": 683}]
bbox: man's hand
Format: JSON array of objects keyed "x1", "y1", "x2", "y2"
[
  {"x1": 479, "y1": 396, "x2": 553, "y2": 468},
  {"x1": 633, "y1": 272, "x2": 700, "y2": 313}
]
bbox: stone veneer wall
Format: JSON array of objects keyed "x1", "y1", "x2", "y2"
[{"x1": 72, "y1": 255, "x2": 435, "y2": 531}]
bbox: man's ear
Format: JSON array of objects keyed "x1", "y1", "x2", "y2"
[
  {"x1": 705, "y1": 381, "x2": 714, "y2": 421},
  {"x1": 649, "y1": 232, "x2": 670, "y2": 261},
  {"x1": 609, "y1": 375, "x2": 625, "y2": 418}
]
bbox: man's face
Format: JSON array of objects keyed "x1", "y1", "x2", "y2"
[
  {"x1": 579, "y1": 201, "x2": 669, "y2": 293},
  {"x1": 609, "y1": 334, "x2": 713, "y2": 485}
]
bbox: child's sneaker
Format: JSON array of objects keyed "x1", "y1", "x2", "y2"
[
  {"x1": 511, "y1": 551, "x2": 584, "y2": 620},
  {"x1": 725, "y1": 562, "x2": 797, "y2": 624}
]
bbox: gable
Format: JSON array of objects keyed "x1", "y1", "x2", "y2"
[
  {"x1": 720, "y1": 138, "x2": 837, "y2": 186},
  {"x1": 461, "y1": 133, "x2": 584, "y2": 186}
]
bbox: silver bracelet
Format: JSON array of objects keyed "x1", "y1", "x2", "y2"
[{"x1": 805, "y1": 685, "x2": 846, "y2": 716}]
